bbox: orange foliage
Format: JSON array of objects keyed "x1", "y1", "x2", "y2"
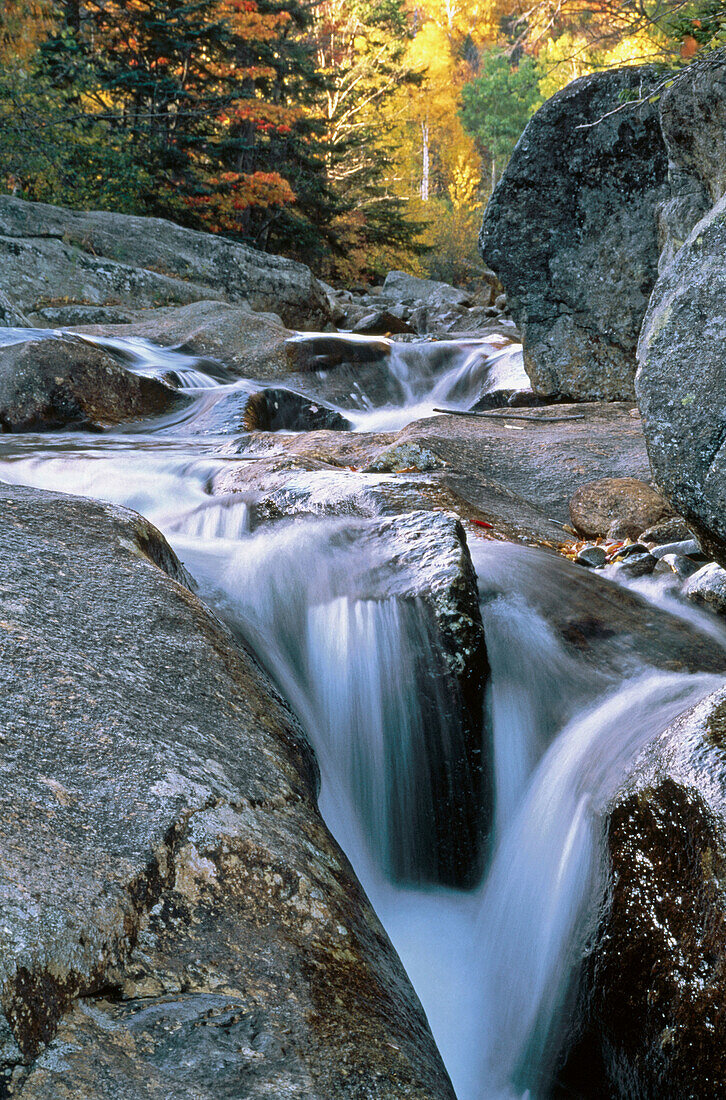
[{"x1": 186, "y1": 170, "x2": 296, "y2": 232}]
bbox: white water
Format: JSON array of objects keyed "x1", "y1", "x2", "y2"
[{"x1": 0, "y1": 327, "x2": 723, "y2": 1100}]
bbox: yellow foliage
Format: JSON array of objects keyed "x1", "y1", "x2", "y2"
[{"x1": 449, "y1": 154, "x2": 482, "y2": 210}]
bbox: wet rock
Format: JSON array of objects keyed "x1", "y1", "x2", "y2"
[
  {"x1": 613, "y1": 551, "x2": 657, "y2": 579},
  {"x1": 640, "y1": 515, "x2": 694, "y2": 545},
  {"x1": 0, "y1": 336, "x2": 185, "y2": 432},
  {"x1": 73, "y1": 300, "x2": 293, "y2": 380},
  {"x1": 659, "y1": 552, "x2": 700, "y2": 579},
  {"x1": 569, "y1": 477, "x2": 671, "y2": 541},
  {"x1": 608, "y1": 541, "x2": 651, "y2": 562},
  {"x1": 684, "y1": 562, "x2": 726, "y2": 615},
  {"x1": 363, "y1": 442, "x2": 443, "y2": 473},
  {"x1": 475, "y1": 542, "x2": 726, "y2": 680},
  {"x1": 352, "y1": 309, "x2": 415, "y2": 336},
  {"x1": 565, "y1": 685, "x2": 726, "y2": 1099},
  {"x1": 651, "y1": 539, "x2": 703, "y2": 560},
  {"x1": 285, "y1": 332, "x2": 391, "y2": 372},
  {"x1": 480, "y1": 67, "x2": 669, "y2": 400},
  {"x1": 0, "y1": 482, "x2": 454, "y2": 1099},
  {"x1": 636, "y1": 192, "x2": 726, "y2": 567},
  {"x1": 213, "y1": 453, "x2": 455, "y2": 525},
  {"x1": 0, "y1": 196, "x2": 330, "y2": 329},
  {"x1": 242, "y1": 389, "x2": 350, "y2": 432},
  {"x1": 575, "y1": 545, "x2": 607, "y2": 568}
]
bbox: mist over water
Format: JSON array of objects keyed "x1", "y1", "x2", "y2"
[{"x1": 0, "y1": 328, "x2": 722, "y2": 1099}]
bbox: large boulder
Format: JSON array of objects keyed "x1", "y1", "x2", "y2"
[
  {"x1": 657, "y1": 51, "x2": 726, "y2": 270},
  {"x1": 480, "y1": 67, "x2": 669, "y2": 401},
  {"x1": 0, "y1": 482, "x2": 454, "y2": 1099},
  {"x1": 0, "y1": 336, "x2": 184, "y2": 431},
  {"x1": 562, "y1": 684, "x2": 726, "y2": 1098},
  {"x1": 0, "y1": 197, "x2": 330, "y2": 329},
  {"x1": 635, "y1": 193, "x2": 726, "y2": 566}
]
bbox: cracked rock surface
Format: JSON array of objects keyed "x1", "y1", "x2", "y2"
[{"x1": 0, "y1": 482, "x2": 454, "y2": 1099}]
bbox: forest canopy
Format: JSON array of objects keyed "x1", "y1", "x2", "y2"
[{"x1": 0, "y1": 0, "x2": 722, "y2": 283}]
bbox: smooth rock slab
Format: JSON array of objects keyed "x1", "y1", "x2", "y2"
[
  {"x1": 0, "y1": 197, "x2": 330, "y2": 329},
  {"x1": 0, "y1": 483, "x2": 454, "y2": 1099}
]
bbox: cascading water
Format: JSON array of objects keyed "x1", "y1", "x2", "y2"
[{"x1": 0, "y1": 326, "x2": 723, "y2": 1100}]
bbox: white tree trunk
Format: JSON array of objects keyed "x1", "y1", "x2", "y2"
[{"x1": 421, "y1": 121, "x2": 430, "y2": 201}]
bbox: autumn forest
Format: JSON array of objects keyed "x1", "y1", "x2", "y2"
[{"x1": 1, "y1": 0, "x2": 723, "y2": 284}]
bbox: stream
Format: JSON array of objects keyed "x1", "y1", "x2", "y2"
[{"x1": 0, "y1": 327, "x2": 723, "y2": 1099}]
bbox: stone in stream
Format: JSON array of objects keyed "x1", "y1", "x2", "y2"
[
  {"x1": 684, "y1": 562, "x2": 726, "y2": 616},
  {"x1": 561, "y1": 685, "x2": 726, "y2": 1099},
  {"x1": 475, "y1": 542, "x2": 726, "y2": 682},
  {"x1": 72, "y1": 300, "x2": 294, "y2": 380},
  {"x1": 480, "y1": 66, "x2": 669, "y2": 401},
  {"x1": 650, "y1": 538, "x2": 703, "y2": 560},
  {"x1": 574, "y1": 545, "x2": 607, "y2": 568},
  {"x1": 611, "y1": 551, "x2": 657, "y2": 579},
  {"x1": 0, "y1": 482, "x2": 455, "y2": 1099},
  {"x1": 569, "y1": 477, "x2": 672, "y2": 541},
  {"x1": 640, "y1": 515, "x2": 694, "y2": 545},
  {"x1": 188, "y1": 388, "x2": 351, "y2": 435},
  {"x1": 659, "y1": 552, "x2": 701, "y2": 579},
  {"x1": 636, "y1": 192, "x2": 726, "y2": 568},
  {"x1": 242, "y1": 388, "x2": 351, "y2": 432},
  {"x1": 0, "y1": 336, "x2": 186, "y2": 432}
]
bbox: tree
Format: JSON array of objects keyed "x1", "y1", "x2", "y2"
[{"x1": 460, "y1": 50, "x2": 544, "y2": 184}]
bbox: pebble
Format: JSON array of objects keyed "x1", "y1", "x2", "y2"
[
  {"x1": 575, "y1": 545, "x2": 607, "y2": 568},
  {"x1": 683, "y1": 562, "x2": 726, "y2": 615},
  {"x1": 651, "y1": 539, "x2": 702, "y2": 560},
  {"x1": 659, "y1": 553, "x2": 701, "y2": 578},
  {"x1": 607, "y1": 542, "x2": 650, "y2": 562},
  {"x1": 617, "y1": 552, "x2": 657, "y2": 578}
]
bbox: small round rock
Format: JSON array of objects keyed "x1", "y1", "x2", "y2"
[{"x1": 575, "y1": 545, "x2": 607, "y2": 568}]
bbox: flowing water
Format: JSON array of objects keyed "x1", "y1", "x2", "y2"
[{"x1": 0, "y1": 327, "x2": 724, "y2": 1099}]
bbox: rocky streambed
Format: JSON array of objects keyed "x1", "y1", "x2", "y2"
[
  {"x1": 2, "y1": 54, "x2": 726, "y2": 1092},
  {"x1": 0, "y1": 296, "x2": 723, "y2": 1099}
]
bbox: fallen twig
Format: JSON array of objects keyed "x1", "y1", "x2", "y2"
[{"x1": 433, "y1": 407, "x2": 586, "y2": 422}]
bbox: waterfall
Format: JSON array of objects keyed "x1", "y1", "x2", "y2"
[
  {"x1": 474, "y1": 670, "x2": 722, "y2": 1100},
  {"x1": 181, "y1": 517, "x2": 481, "y2": 888}
]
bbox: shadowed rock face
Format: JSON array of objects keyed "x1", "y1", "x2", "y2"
[
  {"x1": 0, "y1": 337, "x2": 185, "y2": 431},
  {"x1": 480, "y1": 66, "x2": 669, "y2": 401},
  {"x1": 0, "y1": 483, "x2": 455, "y2": 1100},
  {"x1": 636, "y1": 193, "x2": 726, "y2": 567},
  {"x1": 560, "y1": 687, "x2": 726, "y2": 1100}
]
